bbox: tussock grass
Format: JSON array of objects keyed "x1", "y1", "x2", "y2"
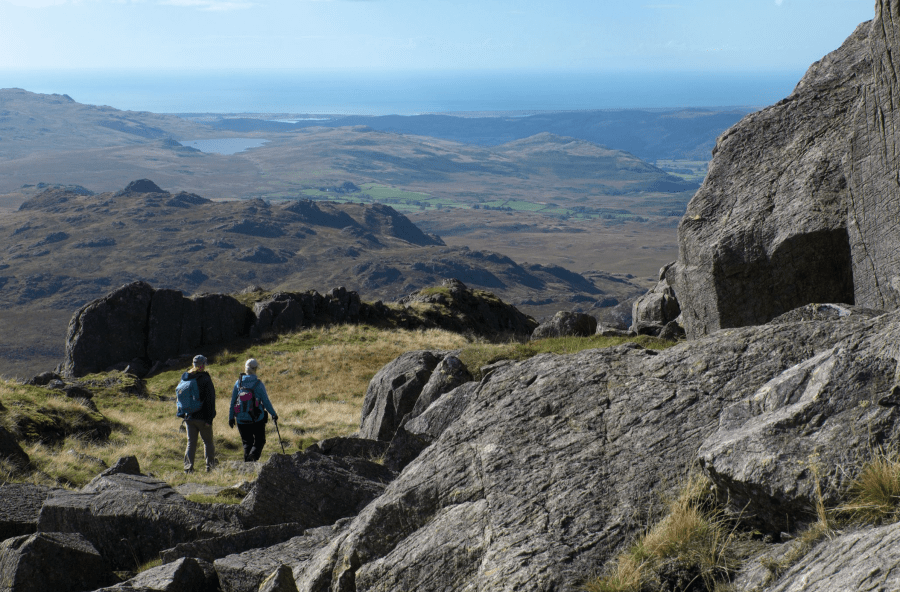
[
  {"x1": 583, "y1": 473, "x2": 740, "y2": 592},
  {"x1": 839, "y1": 447, "x2": 900, "y2": 525},
  {"x1": 136, "y1": 557, "x2": 162, "y2": 573}
]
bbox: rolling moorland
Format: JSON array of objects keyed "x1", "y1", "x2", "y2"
[{"x1": 0, "y1": 89, "x2": 745, "y2": 377}]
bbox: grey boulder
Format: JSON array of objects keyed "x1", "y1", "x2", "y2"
[
  {"x1": 408, "y1": 354, "x2": 473, "y2": 419},
  {"x1": 62, "y1": 281, "x2": 156, "y2": 377},
  {"x1": 215, "y1": 523, "x2": 342, "y2": 592},
  {"x1": 259, "y1": 565, "x2": 300, "y2": 592},
  {"x1": 36, "y1": 473, "x2": 239, "y2": 570},
  {"x1": 0, "y1": 531, "x2": 112, "y2": 592},
  {"x1": 630, "y1": 264, "x2": 680, "y2": 336},
  {"x1": 159, "y1": 523, "x2": 307, "y2": 564},
  {"x1": 531, "y1": 311, "x2": 598, "y2": 340},
  {"x1": 96, "y1": 556, "x2": 217, "y2": 592},
  {"x1": 358, "y1": 350, "x2": 447, "y2": 441},
  {"x1": 0, "y1": 483, "x2": 58, "y2": 542},
  {"x1": 762, "y1": 523, "x2": 900, "y2": 592},
  {"x1": 404, "y1": 381, "x2": 479, "y2": 445},
  {"x1": 667, "y1": 2, "x2": 900, "y2": 337},
  {"x1": 699, "y1": 340, "x2": 900, "y2": 533},
  {"x1": 238, "y1": 452, "x2": 393, "y2": 529}
]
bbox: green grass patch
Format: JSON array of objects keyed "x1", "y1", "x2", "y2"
[
  {"x1": 359, "y1": 183, "x2": 429, "y2": 202},
  {"x1": 185, "y1": 489, "x2": 246, "y2": 505}
]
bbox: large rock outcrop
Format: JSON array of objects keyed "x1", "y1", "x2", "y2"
[
  {"x1": 0, "y1": 531, "x2": 112, "y2": 592},
  {"x1": 358, "y1": 350, "x2": 447, "y2": 441},
  {"x1": 238, "y1": 453, "x2": 393, "y2": 529},
  {"x1": 60, "y1": 279, "x2": 535, "y2": 378},
  {"x1": 287, "y1": 309, "x2": 900, "y2": 591},
  {"x1": 667, "y1": 4, "x2": 900, "y2": 337},
  {"x1": 61, "y1": 282, "x2": 253, "y2": 377}
]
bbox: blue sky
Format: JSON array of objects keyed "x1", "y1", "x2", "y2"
[{"x1": 0, "y1": 0, "x2": 876, "y2": 73}]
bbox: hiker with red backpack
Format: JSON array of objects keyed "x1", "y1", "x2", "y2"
[
  {"x1": 178, "y1": 354, "x2": 217, "y2": 473},
  {"x1": 228, "y1": 358, "x2": 279, "y2": 462}
]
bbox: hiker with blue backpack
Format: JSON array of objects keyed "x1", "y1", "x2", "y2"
[
  {"x1": 176, "y1": 354, "x2": 217, "y2": 473},
  {"x1": 229, "y1": 358, "x2": 279, "y2": 462}
]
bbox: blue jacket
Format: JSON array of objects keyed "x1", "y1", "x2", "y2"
[{"x1": 229, "y1": 374, "x2": 277, "y2": 424}]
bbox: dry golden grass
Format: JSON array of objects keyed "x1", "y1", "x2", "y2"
[
  {"x1": 4, "y1": 324, "x2": 674, "y2": 491},
  {"x1": 200, "y1": 325, "x2": 471, "y2": 448},
  {"x1": 839, "y1": 447, "x2": 900, "y2": 525},
  {"x1": 3, "y1": 324, "x2": 471, "y2": 488},
  {"x1": 582, "y1": 473, "x2": 739, "y2": 592}
]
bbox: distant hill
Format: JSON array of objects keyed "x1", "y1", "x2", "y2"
[
  {"x1": 0, "y1": 90, "x2": 698, "y2": 215},
  {"x1": 207, "y1": 108, "x2": 751, "y2": 163},
  {"x1": 0, "y1": 88, "x2": 204, "y2": 159},
  {"x1": 0, "y1": 181, "x2": 649, "y2": 377}
]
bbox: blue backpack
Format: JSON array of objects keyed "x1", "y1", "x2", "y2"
[{"x1": 176, "y1": 373, "x2": 202, "y2": 418}]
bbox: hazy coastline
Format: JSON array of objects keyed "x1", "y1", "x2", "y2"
[{"x1": 0, "y1": 69, "x2": 803, "y2": 115}]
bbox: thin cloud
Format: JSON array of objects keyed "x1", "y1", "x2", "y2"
[
  {"x1": 2, "y1": 0, "x2": 254, "y2": 6},
  {"x1": 158, "y1": 0, "x2": 253, "y2": 9},
  {"x1": 775, "y1": 0, "x2": 784, "y2": 5},
  {"x1": 1, "y1": 0, "x2": 79, "y2": 6}
]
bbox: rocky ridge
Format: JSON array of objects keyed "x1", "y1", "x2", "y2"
[
  {"x1": 0, "y1": 179, "x2": 646, "y2": 377},
  {"x1": 5, "y1": 4, "x2": 900, "y2": 591},
  {"x1": 60, "y1": 278, "x2": 537, "y2": 378}
]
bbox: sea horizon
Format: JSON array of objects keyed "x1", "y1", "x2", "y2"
[{"x1": 0, "y1": 69, "x2": 805, "y2": 116}]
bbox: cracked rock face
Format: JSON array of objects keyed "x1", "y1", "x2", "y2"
[
  {"x1": 736, "y1": 522, "x2": 900, "y2": 592},
  {"x1": 668, "y1": 2, "x2": 900, "y2": 337},
  {"x1": 700, "y1": 341, "x2": 900, "y2": 533},
  {"x1": 290, "y1": 310, "x2": 900, "y2": 592},
  {"x1": 0, "y1": 531, "x2": 112, "y2": 592}
]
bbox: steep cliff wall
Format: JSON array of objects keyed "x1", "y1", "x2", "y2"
[
  {"x1": 849, "y1": 1, "x2": 900, "y2": 311},
  {"x1": 670, "y1": 1, "x2": 900, "y2": 337}
]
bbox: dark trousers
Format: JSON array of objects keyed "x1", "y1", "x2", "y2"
[{"x1": 237, "y1": 421, "x2": 266, "y2": 461}]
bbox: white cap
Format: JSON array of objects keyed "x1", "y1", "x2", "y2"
[{"x1": 245, "y1": 358, "x2": 259, "y2": 372}]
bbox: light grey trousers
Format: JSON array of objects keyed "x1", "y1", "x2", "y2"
[{"x1": 184, "y1": 419, "x2": 216, "y2": 471}]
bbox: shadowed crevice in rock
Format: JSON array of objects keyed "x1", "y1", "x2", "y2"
[{"x1": 707, "y1": 227, "x2": 855, "y2": 330}]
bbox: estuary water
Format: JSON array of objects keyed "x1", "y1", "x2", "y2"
[
  {"x1": 0, "y1": 69, "x2": 804, "y2": 116},
  {"x1": 179, "y1": 138, "x2": 269, "y2": 155}
]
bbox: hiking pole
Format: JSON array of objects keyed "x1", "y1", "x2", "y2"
[{"x1": 273, "y1": 418, "x2": 286, "y2": 454}]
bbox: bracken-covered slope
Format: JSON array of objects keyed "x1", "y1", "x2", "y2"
[{"x1": 669, "y1": 1, "x2": 900, "y2": 337}]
